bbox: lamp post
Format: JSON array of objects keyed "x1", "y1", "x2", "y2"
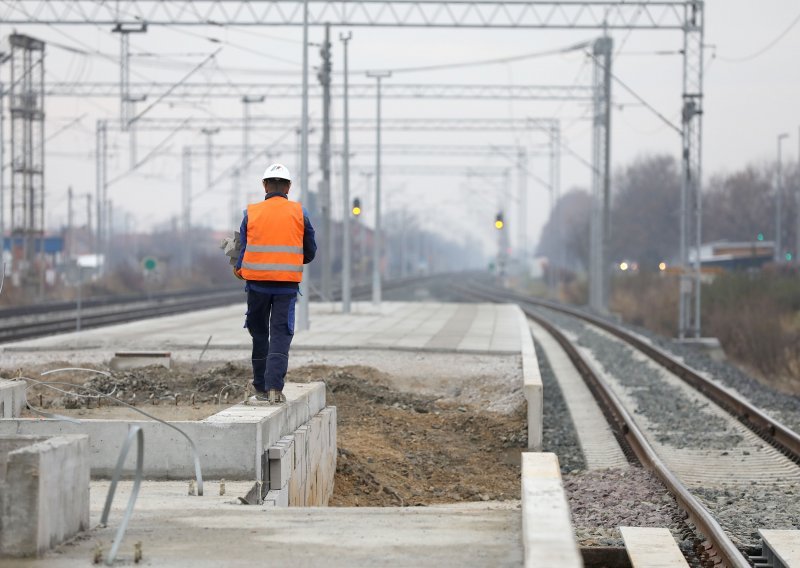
[
  {"x1": 776, "y1": 133, "x2": 789, "y2": 262},
  {"x1": 340, "y1": 31, "x2": 353, "y2": 313},
  {"x1": 366, "y1": 70, "x2": 391, "y2": 306}
]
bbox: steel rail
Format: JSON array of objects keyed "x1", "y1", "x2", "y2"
[
  {"x1": 473, "y1": 282, "x2": 800, "y2": 462},
  {"x1": 525, "y1": 309, "x2": 750, "y2": 568},
  {"x1": 455, "y1": 281, "x2": 750, "y2": 567}
]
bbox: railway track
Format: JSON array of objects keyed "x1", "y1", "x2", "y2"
[{"x1": 458, "y1": 279, "x2": 800, "y2": 568}]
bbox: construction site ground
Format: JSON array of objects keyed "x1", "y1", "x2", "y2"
[{"x1": 3, "y1": 351, "x2": 527, "y2": 508}]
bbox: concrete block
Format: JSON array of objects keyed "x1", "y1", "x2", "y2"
[
  {"x1": 109, "y1": 351, "x2": 171, "y2": 370},
  {"x1": 518, "y1": 309, "x2": 543, "y2": 451},
  {"x1": 620, "y1": 527, "x2": 688, "y2": 567},
  {"x1": 758, "y1": 529, "x2": 800, "y2": 568},
  {"x1": 521, "y1": 452, "x2": 582, "y2": 568},
  {"x1": 0, "y1": 379, "x2": 26, "y2": 418},
  {"x1": 0, "y1": 435, "x2": 90, "y2": 557},
  {"x1": 263, "y1": 485, "x2": 289, "y2": 507},
  {"x1": 0, "y1": 381, "x2": 327, "y2": 481},
  {"x1": 269, "y1": 436, "x2": 295, "y2": 490}
]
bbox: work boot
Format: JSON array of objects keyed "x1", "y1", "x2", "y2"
[{"x1": 267, "y1": 389, "x2": 286, "y2": 404}]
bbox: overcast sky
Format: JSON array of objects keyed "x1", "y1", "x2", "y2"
[{"x1": 3, "y1": 0, "x2": 800, "y2": 258}]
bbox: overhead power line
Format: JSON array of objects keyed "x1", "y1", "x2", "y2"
[{"x1": 717, "y1": 9, "x2": 800, "y2": 63}]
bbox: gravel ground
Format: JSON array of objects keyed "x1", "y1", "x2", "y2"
[
  {"x1": 538, "y1": 308, "x2": 743, "y2": 450},
  {"x1": 535, "y1": 338, "x2": 587, "y2": 474},
  {"x1": 535, "y1": 306, "x2": 800, "y2": 549},
  {"x1": 564, "y1": 467, "x2": 691, "y2": 545},
  {"x1": 568, "y1": 304, "x2": 800, "y2": 433}
]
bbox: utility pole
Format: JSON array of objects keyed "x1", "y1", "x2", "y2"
[
  {"x1": 112, "y1": 23, "x2": 147, "y2": 169},
  {"x1": 797, "y1": 126, "x2": 800, "y2": 265},
  {"x1": 589, "y1": 36, "x2": 612, "y2": 313},
  {"x1": 182, "y1": 146, "x2": 192, "y2": 274},
  {"x1": 67, "y1": 186, "x2": 73, "y2": 259},
  {"x1": 85, "y1": 194, "x2": 92, "y2": 259},
  {"x1": 240, "y1": 95, "x2": 264, "y2": 225},
  {"x1": 366, "y1": 70, "x2": 391, "y2": 306},
  {"x1": 549, "y1": 122, "x2": 562, "y2": 297},
  {"x1": 516, "y1": 146, "x2": 528, "y2": 267},
  {"x1": 776, "y1": 133, "x2": 789, "y2": 262},
  {"x1": 94, "y1": 119, "x2": 107, "y2": 266},
  {"x1": 297, "y1": 0, "x2": 311, "y2": 332},
  {"x1": 318, "y1": 24, "x2": 333, "y2": 300},
  {"x1": 201, "y1": 127, "x2": 219, "y2": 195},
  {"x1": 340, "y1": 31, "x2": 353, "y2": 313}
]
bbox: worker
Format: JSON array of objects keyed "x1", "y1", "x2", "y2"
[{"x1": 234, "y1": 163, "x2": 316, "y2": 404}]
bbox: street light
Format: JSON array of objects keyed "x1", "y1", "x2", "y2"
[
  {"x1": 366, "y1": 70, "x2": 391, "y2": 306},
  {"x1": 776, "y1": 133, "x2": 789, "y2": 262},
  {"x1": 340, "y1": 31, "x2": 353, "y2": 314}
]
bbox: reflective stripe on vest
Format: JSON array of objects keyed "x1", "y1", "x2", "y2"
[
  {"x1": 245, "y1": 245, "x2": 304, "y2": 254},
  {"x1": 240, "y1": 197, "x2": 305, "y2": 282},
  {"x1": 241, "y1": 262, "x2": 303, "y2": 272}
]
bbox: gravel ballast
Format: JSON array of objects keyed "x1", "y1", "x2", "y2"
[{"x1": 535, "y1": 306, "x2": 800, "y2": 549}]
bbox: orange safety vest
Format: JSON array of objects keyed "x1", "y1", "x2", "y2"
[{"x1": 240, "y1": 197, "x2": 305, "y2": 282}]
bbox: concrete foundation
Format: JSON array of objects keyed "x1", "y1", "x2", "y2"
[
  {"x1": 0, "y1": 382, "x2": 327, "y2": 481},
  {"x1": 0, "y1": 379, "x2": 26, "y2": 418},
  {"x1": 109, "y1": 351, "x2": 172, "y2": 370},
  {"x1": 0, "y1": 435, "x2": 90, "y2": 557}
]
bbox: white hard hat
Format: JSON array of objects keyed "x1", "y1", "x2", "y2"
[{"x1": 262, "y1": 163, "x2": 292, "y2": 182}]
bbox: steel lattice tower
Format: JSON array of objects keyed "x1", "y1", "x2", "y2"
[{"x1": 9, "y1": 34, "x2": 45, "y2": 269}]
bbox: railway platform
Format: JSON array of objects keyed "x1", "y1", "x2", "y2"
[
  {"x1": 1, "y1": 300, "x2": 575, "y2": 566},
  {"x1": 1, "y1": 301, "x2": 524, "y2": 355}
]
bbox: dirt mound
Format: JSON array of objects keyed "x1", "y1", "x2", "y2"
[{"x1": 287, "y1": 364, "x2": 527, "y2": 507}]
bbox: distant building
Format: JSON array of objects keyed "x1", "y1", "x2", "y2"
[{"x1": 689, "y1": 240, "x2": 774, "y2": 271}]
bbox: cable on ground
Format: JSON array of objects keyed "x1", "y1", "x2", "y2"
[
  {"x1": 17, "y1": 370, "x2": 205, "y2": 496},
  {"x1": 100, "y1": 425, "x2": 144, "y2": 566}
]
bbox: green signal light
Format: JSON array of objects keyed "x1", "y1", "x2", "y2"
[
  {"x1": 757, "y1": 233, "x2": 764, "y2": 242},
  {"x1": 786, "y1": 252, "x2": 793, "y2": 262}
]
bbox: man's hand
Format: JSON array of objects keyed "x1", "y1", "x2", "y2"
[{"x1": 233, "y1": 267, "x2": 245, "y2": 281}]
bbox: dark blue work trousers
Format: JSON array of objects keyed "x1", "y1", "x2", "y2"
[{"x1": 245, "y1": 291, "x2": 297, "y2": 392}]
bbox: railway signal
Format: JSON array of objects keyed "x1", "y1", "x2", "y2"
[
  {"x1": 494, "y1": 212, "x2": 504, "y2": 230},
  {"x1": 352, "y1": 198, "x2": 361, "y2": 216}
]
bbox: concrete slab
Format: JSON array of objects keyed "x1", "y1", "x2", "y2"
[
  {"x1": 620, "y1": 527, "x2": 689, "y2": 567},
  {"x1": 14, "y1": 502, "x2": 522, "y2": 567},
  {"x1": 530, "y1": 321, "x2": 628, "y2": 470},
  {"x1": 521, "y1": 452, "x2": 582, "y2": 568},
  {"x1": 0, "y1": 435, "x2": 90, "y2": 557},
  {"x1": 758, "y1": 529, "x2": 800, "y2": 568}
]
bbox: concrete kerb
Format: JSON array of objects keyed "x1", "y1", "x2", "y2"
[
  {"x1": 0, "y1": 435, "x2": 90, "y2": 557},
  {"x1": 0, "y1": 382, "x2": 327, "y2": 481},
  {"x1": 521, "y1": 452, "x2": 583, "y2": 567},
  {"x1": 517, "y1": 308, "x2": 543, "y2": 451}
]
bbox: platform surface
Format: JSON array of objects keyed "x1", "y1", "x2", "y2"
[
  {"x1": 13, "y1": 481, "x2": 523, "y2": 567},
  {"x1": 1, "y1": 301, "x2": 523, "y2": 355}
]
